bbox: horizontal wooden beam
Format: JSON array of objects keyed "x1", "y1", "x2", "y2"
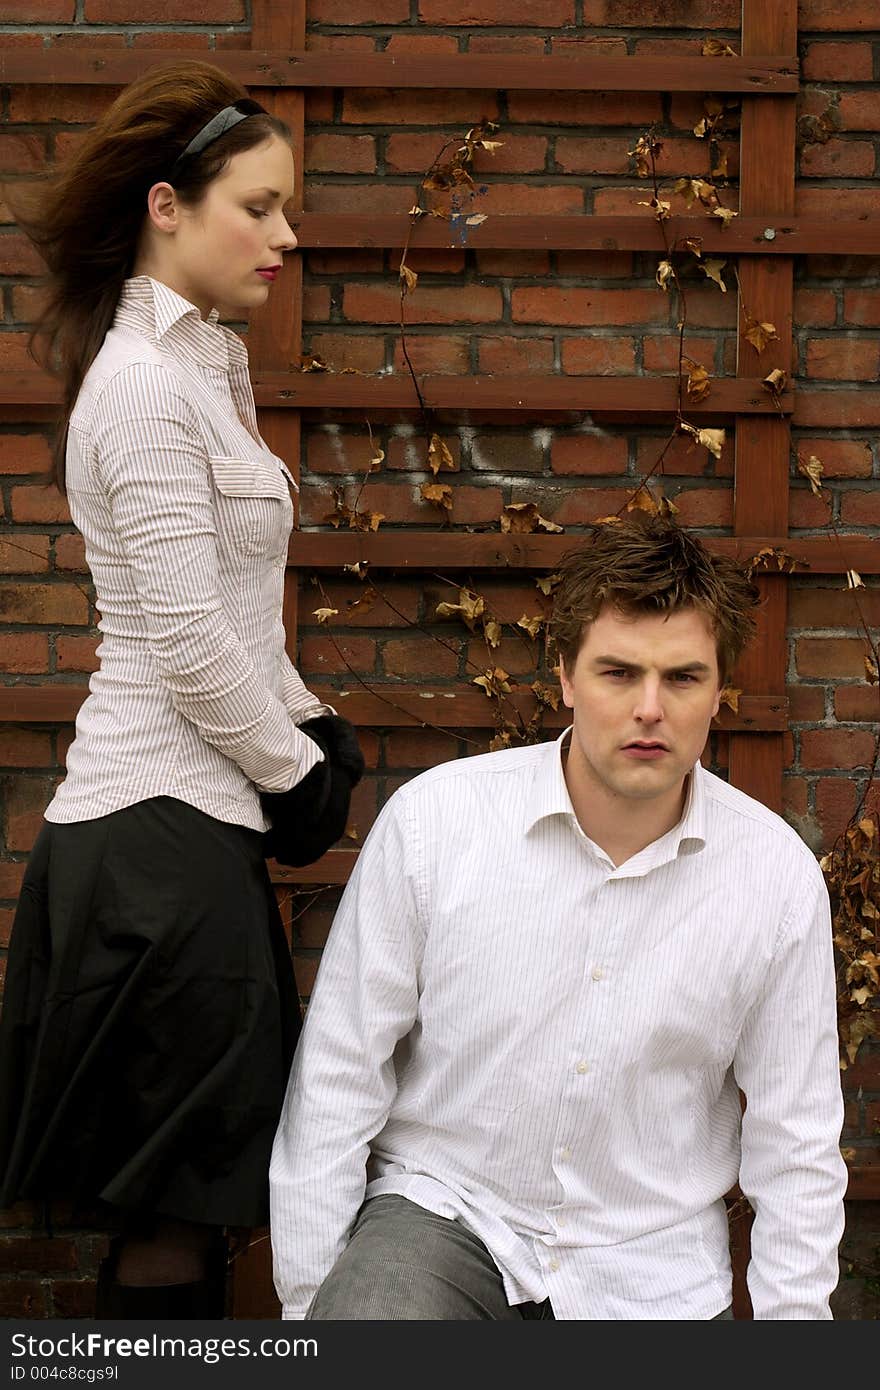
[
  {"x1": 287, "y1": 531, "x2": 880, "y2": 574},
  {"x1": 0, "y1": 372, "x2": 792, "y2": 416},
  {"x1": 845, "y1": 1164, "x2": 880, "y2": 1201},
  {"x1": 0, "y1": 684, "x2": 787, "y2": 731},
  {"x1": 0, "y1": 51, "x2": 799, "y2": 93},
  {"x1": 293, "y1": 213, "x2": 880, "y2": 257}
]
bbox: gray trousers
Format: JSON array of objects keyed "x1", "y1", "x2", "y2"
[{"x1": 306, "y1": 1195, "x2": 735, "y2": 1321}]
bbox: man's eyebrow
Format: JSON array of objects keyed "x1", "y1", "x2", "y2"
[{"x1": 591, "y1": 655, "x2": 713, "y2": 674}]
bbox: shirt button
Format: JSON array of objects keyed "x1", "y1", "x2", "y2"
[
  {"x1": 549, "y1": 1258, "x2": 560, "y2": 1273},
  {"x1": 559, "y1": 1146, "x2": 572, "y2": 1161},
  {"x1": 556, "y1": 1215, "x2": 566, "y2": 1228},
  {"x1": 591, "y1": 967, "x2": 604, "y2": 981},
  {"x1": 575, "y1": 1060, "x2": 589, "y2": 1074}
]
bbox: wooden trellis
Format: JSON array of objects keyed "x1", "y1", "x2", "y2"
[{"x1": 0, "y1": 0, "x2": 877, "y2": 1316}]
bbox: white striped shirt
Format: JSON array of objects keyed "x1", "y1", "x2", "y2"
[
  {"x1": 46, "y1": 276, "x2": 328, "y2": 831},
  {"x1": 270, "y1": 731, "x2": 847, "y2": 1319}
]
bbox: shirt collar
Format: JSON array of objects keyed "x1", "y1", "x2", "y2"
[
  {"x1": 116, "y1": 275, "x2": 239, "y2": 372},
  {"x1": 525, "y1": 726, "x2": 707, "y2": 873}
]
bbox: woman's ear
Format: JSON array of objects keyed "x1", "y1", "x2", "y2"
[{"x1": 145, "y1": 182, "x2": 179, "y2": 235}]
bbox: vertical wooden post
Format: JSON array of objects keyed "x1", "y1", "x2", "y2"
[
  {"x1": 230, "y1": 0, "x2": 307, "y2": 1321},
  {"x1": 727, "y1": 0, "x2": 799, "y2": 1320}
]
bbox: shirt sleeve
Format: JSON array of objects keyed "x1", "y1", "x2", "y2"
[
  {"x1": 733, "y1": 857, "x2": 847, "y2": 1319},
  {"x1": 91, "y1": 362, "x2": 323, "y2": 794},
  {"x1": 269, "y1": 791, "x2": 424, "y2": 1318},
  {"x1": 279, "y1": 650, "x2": 336, "y2": 723}
]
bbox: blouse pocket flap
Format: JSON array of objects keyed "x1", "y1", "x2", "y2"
[{"x1": 209, "y1": 455, "x2": 290, "y2": 501}]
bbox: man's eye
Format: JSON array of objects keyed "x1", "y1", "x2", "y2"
[
  {"x1": 672, "y1": 673, "x2": 695, "y2": 683},
  {"x1": 604, "y1": 669, "x2": 629, "y2": 679}
]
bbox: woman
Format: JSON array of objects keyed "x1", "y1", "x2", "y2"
[{"x1": 0, "y1": 60, "x2": 357, "y2": 1319}]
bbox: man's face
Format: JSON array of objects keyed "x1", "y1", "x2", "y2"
[{"x1": 559, "y1": 602, "x2": 722, "y2": 812}]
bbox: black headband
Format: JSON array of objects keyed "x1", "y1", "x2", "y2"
[{"x1": 169, "y1": 99, "x2": 267, "y2": 182}]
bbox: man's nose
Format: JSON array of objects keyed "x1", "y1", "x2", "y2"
[{"x1": 633, "y1": 678, "x2": 664, "y2": 723}]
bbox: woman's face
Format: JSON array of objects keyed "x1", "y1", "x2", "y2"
[{"x1": 149, "y1": 133, "x2": 298, "y2": 317}]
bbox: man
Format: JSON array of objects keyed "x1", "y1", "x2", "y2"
[{"x1": 270, "y1": 516, "x2": 847, "y2": 1320}]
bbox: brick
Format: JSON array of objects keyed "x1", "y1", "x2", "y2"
[
  {"x1": 635, "y1": 39, "x2": 704, "y2": 55},
  {"x1": 306, "y1": 250, "x2": 384, "y2": 276},
  {"x1": 11, "y1": 284, "x2": 50, "y2": 325},
  {"x1": 800, "y1": 139, "x2": 875, "y2": 178},
  {"x1": 805, "y1": 339, "x2": 880, "y2": 381},
  {"x1": 555, "y1": 252, "x2": 633, "y2": 278},
  {"x1": 507, "y1": 93, "x2": 662, "y2": 126},
  {"x1": 800, "y1": 728, "x2": 875, "y2": 772},
  {"x1": 478, "y1": 336, "x2": 555, "y2": 375},
  {"x1": 56, "y1": 635, "x2": 100, "y2": 673},
  {"x1": 668, "y1": 488, "x2": 732, "y2": 528},
  {"x1": 0, "y1": 860, "x2": 25, "y2": 899},
  {"x1": 840, "y1": 492, "x2": 880, "y2": 525},
  {"x1": 466, "y1": 633, "x2": 540, "y2": 677},
  {"x1": 551, "y1": 36, "x2": 628, "y2": 56},
  {"x1": 444, "y1": 484, "x2": 504, "y2": 525},
  {"x1": 3, "y1": 775, "x2": 55, "y2": 851},
  {"x1": 382, "y1": 638, "x2": 461, "y2": 678},
  {"x1": 300, "y1": 578, "x2": 420, "y2": 628},
  {"x1": 683, "y1": 288, "x2": 738, "y2": 329},
  {"x1": 0, "y1": 335, "x2": 38, "y2": 372},
  {"x1": 386, "y1": 433, "x2": 462, "y2": 471},
  {"x1": 0, "y1": 136, "x2": 46, "y2": 176},
  {"x1": 838, "y1": 93, "x2": 880, "y2": 133},
  {"x1": 383, "y1": 35, "x2": 459, "y2": 54},
  {"x1": 782, "y1": 774, "x2": 808, "y2": 818},
  {"x1": 815, "y1": 778, "x2": 860, "y2": 850},
  {"x1": 0, "y1": 1237, "x2": 76, "y2": 1273},
  {"x1": 843, "y1": 290, "x2": 880, "y2": 326},
  {"x1": 343, "y1": 284, "x2": 502, "y2": 325},
  {"x1": 301, "y1": 286, "x2": 331, "y2": 323},
  {"x1": 0, "y1": 633, "x2": 48, "y2": 674},
  {"x1": 0, "y1": 434, "x2": 51, "y2": 477},
  {"x1": 475, "y1": 251, "x2": 551, "y2": 276},
  {"x1": 308, "y1": 0, "x2": 408, "y2": 17},
  {"x1": 304, "y1": 135, "x2": 376, "y2": 175},
  {"x1": 401, "y1": 251, "x2": 466, "y2": 275},
  {"x1": 561, "y1": 336, "x2": 636, "y2": 374},
  {"x1": 543, "y1": 488, "x2": 630, "y2": 526},
  {"x1": 581, "y1": 0, "x2": 738, "y2": 22},
  {"x1": 551, "y1": 434, "x2": 628, "y2": 476},
  {"x1": 306, "y1": 34, "x2": 377, "y2": 53},
  {"x1": 0, "y1": 583, "x2": 90, "y2": 627},
  {"x1": 130, "y1": 31, "x2": 212, "y2": 49},
  {"x1": 391, "y1": 336, "x2": 470, "y2": 375},
  {"x1": 512, "y1": 288, "x2": 667, "y2": 327},
  {"x1": 305, "y1": 431, "x2": 387, "y2": 477},
  {"x1": 801, "y1": 438, "x2": 874, "y2": 487},
  {"x1": 835, "y1": 687, "x2": 880, "y2": 722},
  {"x1": 786, "y1": 685, "x2": 826, "y2": 722},
  {"x1": 83, "y1": 0, "x2": 244, "y2": 16},
  {"x1": 643, "y1": 337, "x2": 717, "y2": 373},
  {"x1": 796, "y1": 637, "x2": 869, "y2": 679},
  {"x1": 0, "y1": 0, "x2": 73, "y2": 14},
  {"x1": 9, "y1": 483, "x2": 71, "y2": 525},
  {"x1": 0, "y1": 729, "x2": 53, "y2": 768},
  {"x1": 469, "y1": 433, "x2": 545, "y2": 474},
  {"x1": 0, "y1": 534, "x2": 50, "y2": 573},
  {"x1": 419, "y1": 0, "x2": 574, "y2": 18},
  {"x1": 798, "y1": 1, "x2": 880, "y2": 32},
  {"x1": 342, "y1": 92, "x2": 501, "y2": 126},
  {"x1": 0, "y1": 1280, "x2": 47, "y2": 1318},
  {"x1": 8, "y1": 87, "x2": 114, "y2": 125},
  {"x1": 564, "y1": 134, "x2": 737, "y2": 179},
  {"x1": 299, "y1": 635, "x2": 377, "y2": 677},
  {"x1": 304, "y1": 92, "x2": 334, "y2": 124},
  {"x1": 789, "y1": 488, "x2": 831, "y2": 529},
  {"x1": 54, "y1": 534, "x2": 89, "y2": 572},
  {"x1": 385, "y1": 133, "x2": 547, "y2": 176},
  {"x1": 636, "y1": 432, "x2": 732, "y2": 477},
  {"x1": 383, "y1": 728, "x2": 461, "y2": 768},
  {"x1": 789, "y1": 585, "x2": 880, "y2": 629},
  {"x1": 796, "y1": 188, "x2": 880, "y2": 218},
  {"x1": 793, "y1": 288, "x2": 837, "y2": 327},
  {"x1": 802, "y1": 43, "x2": 873, "y2": 82},
  {"x1": 50, "y1": 1280, "x2": 96, "y2": 1319},
  {"x1": 467, "y1": 35, "x2": 546, "y2": 53}
]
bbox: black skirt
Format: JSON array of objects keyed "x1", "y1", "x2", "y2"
[{"x1": 0, "y1": 797, "x2": 301, "y2": 1229}]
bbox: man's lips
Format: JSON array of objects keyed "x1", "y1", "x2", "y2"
[{"x1": 621, "y1": 741, "x2": 669, "y2": 759}]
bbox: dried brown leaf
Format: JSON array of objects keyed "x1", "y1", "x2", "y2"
[
  {"x1": 796, "y1": 454, "x2": 825, "y2": 497},
  {"x1": 421, "y1": 481, "x2": 453, "y2": 513},
  {"x1": 718, "y1": 685, "x2": 741, "y2": 714},
  {"x1": 655, "y1": 259, "x2": 675, "y2": 292},
  {"x1": 313, "y1": 607, "x2": 338, "y2": 624},
  {"x1": 685, "y1": 362, "x2": 712, "y2": 402},
  {"x1": 483, "y1": 617, "x2": 502, "y2": 649},
  {"x1": 516, "y1": 614, "x2": 544, "y2": 640},
  {"x1": 710, "y1": 205, "x2": 738, "y2": 229},
  {"x1": 500, "y1": 502, "x2": 563, "y2": 534},
  {"x1": 427, "y1": 433, "x2": 456, "y2": 476},
  {"x1": 702, "y1": 37, "x2": 738, "y2": 57},
  {"x1": 744, "y1": 315, "x2": 778, "y2": 353},
  {"x1": 535, "y1": 572, "x2": 562, "y2": 596},
  {"x1": 700, "y1": 257, "x2": 728, "y2": 292},
  {"x1": 399, "y1": 263, "x2": 418, "y2": 294}
]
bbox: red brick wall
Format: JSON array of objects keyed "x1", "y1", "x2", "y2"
[{"x1": 0, "y1": 1, "x2": 878, "y2": 1317}]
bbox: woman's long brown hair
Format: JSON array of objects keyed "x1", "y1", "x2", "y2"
[{"x1": 8, "y1": 61, "x2": 289, "y2": 492}]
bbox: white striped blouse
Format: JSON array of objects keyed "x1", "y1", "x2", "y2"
[
  {"x1": 270, "y1": 733, "x2": 847, "y2": 1319},
  {"x1": 46, "y1": 275, "x2": 327, "y2": 831}
]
